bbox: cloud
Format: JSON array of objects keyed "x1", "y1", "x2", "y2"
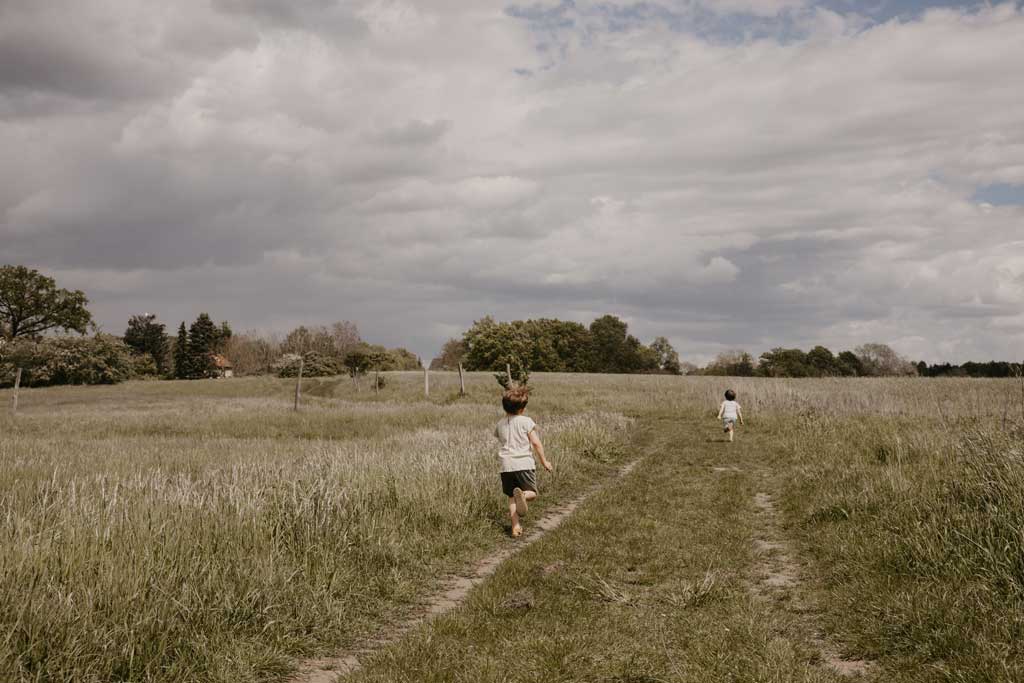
[{"x1": 2, "y1": 1, "x2": 1024, "y2": 364}]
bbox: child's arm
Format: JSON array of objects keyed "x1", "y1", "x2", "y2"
[
  {"x1": 716, "y1": 401, "x2": 724, "y2": 419},
  {"x1": 528, "y1": 429, "x2": 553, "y2": 472},
  {"x1": 737, "y1": 405, "x2": 744, "y2": 424}
]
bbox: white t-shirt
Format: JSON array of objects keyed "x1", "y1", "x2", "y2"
[
  {"x1": 494, "y1": 414, "x2": 537, "y2": 473},
  {"x1": 720, "y1": 400, "x2": 740, "y2": 419}
]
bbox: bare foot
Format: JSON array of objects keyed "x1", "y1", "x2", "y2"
[{"x1": 513, "y1": 487, "x2": 528, "y2": 517}]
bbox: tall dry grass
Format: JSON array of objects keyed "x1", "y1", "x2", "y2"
[
  {"x1": 768, "y1": 381, "x2": 1024, "y2": 679},
  {"x1": 0, "y1": 375, "x2": 631, "y2": 682},
  {"x1": 2, "y1": 372, "x2": 1022, "y2": 681}
]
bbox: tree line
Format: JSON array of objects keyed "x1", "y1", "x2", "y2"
[
  {"x1": 693, "y1": 343, "x2": 918, "y2": 377},
  {"x1": 0, "y1": 265, "x2": 419, "y2": 387},
  {"x1": 692, "y1": 344, "x2": 1024, "y2": 378},
  {"x1": 2, "y1": 265, "x2": 1021, "y2": 386},
  {"x1": 916, "y1": 361, "x2": 1023, "y2": 378},
  {"x1": 430, "y1": 314, "x2": 683, "y2": 378}
]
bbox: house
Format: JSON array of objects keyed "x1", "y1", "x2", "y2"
[{"x1": 211, "y1": 354, "x2": 234, "y2": 378}]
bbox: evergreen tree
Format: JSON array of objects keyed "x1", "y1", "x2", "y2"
[
  {"x1": 215, "y1": 321, "x2": 232, "y2": 353},
  {"x1": 188, "y1": 313, "x2": 218, "y2": 378},
  {"x1": 173, "y1": 322, "x2": 190, "y2": 379},
  {"x1": 124, "y1": 313, "x2": 169, "y2": 375}
]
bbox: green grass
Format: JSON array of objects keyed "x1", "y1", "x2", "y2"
[
  {"x1": 776, "y1": 415, "x2": 1024, "y2": 681},
  {"x1": 1, "y1": 372, "x2": 1023, "y2": 681},
  {"x1": 0, "y1": 374, "x2": 632, "y2": 682},
  {"x1": 346, "y1": 412, "x2": 841, "y2": 683}
]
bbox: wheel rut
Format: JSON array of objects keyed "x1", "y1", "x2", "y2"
[
  {"x1": 751, "y1": 488, "x2": 871, "y2": 678},
  {"x1": 289, "y1": 458, "x2": 642, "y2": 683}
]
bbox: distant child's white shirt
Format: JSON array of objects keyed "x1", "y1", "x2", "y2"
[
  {"x1": 720, "y1": 400, "x2": 740, "y2": 420},
  {"x1": 494, "y1": 414, "x2": 537, "y2": 473}
]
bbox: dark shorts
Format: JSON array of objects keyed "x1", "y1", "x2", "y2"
[{"x1": 500, "y1": 470, "x2": 537, "y2": 498}]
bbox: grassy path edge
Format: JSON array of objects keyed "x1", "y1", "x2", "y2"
[{"x1": 289, "y1": 458, "x2": 645, "y2": 683}]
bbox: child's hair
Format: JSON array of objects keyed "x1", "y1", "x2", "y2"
[
  {"x1": 724, "y1": 389, "x2": 736, "y2": 401},
  {"x1": 502, "y1": 385, "x2": 530, "y2": 414}
]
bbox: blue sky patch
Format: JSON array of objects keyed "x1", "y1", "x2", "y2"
[
  {"x1": 505, "y1": 1, "x2": 1002, "y2": 46},
  {"x1": 972, "y1": 183, "x2": 1024, "y2": 206}
]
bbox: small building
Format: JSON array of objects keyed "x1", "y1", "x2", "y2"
[{"x1": 212, "y1": 354, "x2": 234, "y2": 378}]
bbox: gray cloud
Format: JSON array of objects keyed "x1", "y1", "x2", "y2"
[{"x1": 2, "y1": 1, "x2": 1023, "y2": 364}]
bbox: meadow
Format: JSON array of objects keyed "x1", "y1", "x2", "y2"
[{"x1": 1, "y1": 372, "x2": 1022, "y2": 681}]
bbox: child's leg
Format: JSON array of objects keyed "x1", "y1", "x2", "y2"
[
  {"x1": 508, "y1": 498, "x2": 521, "y2": 532},
  {"x1": 728, "y1": 423, "x2": 734, "y2": 442},
  {"x1": 522, "y1": 490, "x2": 537, "y2": 501}
]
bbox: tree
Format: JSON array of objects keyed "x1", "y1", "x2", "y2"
[
  {"x1": 650, "y1": 336, "x2": 682, "y2": 374},
  {"x1": 836, "y1": 350, "x2": 864, "y2": 376},
  {"x1": 188, "y1": 313, "x2": 219, "y2": 378},
  {"x1": 589, "y1": 315, "x2": 631, "y2": 373},
  {"x1": 463, "y1": 316, "x2": 532, "y2": 374},
  {"x1": 806, "y1": 345, "x2": 840, "y2": 377},
  {"x1": 855, "y1": 343, "x2": 917, "y2": 377},
  {"x1": 0, "y1": 265, "x2": 93, "y2": 340},
  {"x1": 431, "y1": 338, "x2": 467, "y2": 370},
  {"x1": 386, "y1": 347, "x2": 422, "y2": 370},
  {"x1": 215, "y1": 322, "x2": 232, "y2": 353},
  {"x1": 275, "y1": 351, "x2": 339, "y2": 378},
  {"x1": 280, "y1": 322, "x2": 361, "y2": 360},
  {"x1": 1, "y1": 334, "x2": 133, "y2": 387},
  {"x1": 343, "y1": 347, "x2": 374, "y2": 378},
  {"x1": 173, "y1": 323, "x2": 190, "y2": 379},
  {"x1": 329, "y1": 321, "x2": 361, "y2": 358},
  {"x1": 758, "y1": 348, "x2": 812, "y2": 377},
  {"x1": 705, "y1": 350, "x2": 755, "y2": 376},
  {"x1": 124, "y1": 313, "x2": 169, "y2": 375},
  {"x1": 223, "y1": 331, "x2": 280, "y2": 376}
]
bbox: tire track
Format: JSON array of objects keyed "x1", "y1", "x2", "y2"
[
  {"x1": 751, "y1": 489, "x2": 871, "y2": 678},
  {"x1": 289, "y1": 458, "x2": 643, "y2": 683}
]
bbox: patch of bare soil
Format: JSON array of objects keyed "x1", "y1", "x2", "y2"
[
  {"x1": 289, "y1": 459, "x2": 642, "y2": 683},
  {"x1": 752, "y1": 491, "x2": 871, "y2": 678}
]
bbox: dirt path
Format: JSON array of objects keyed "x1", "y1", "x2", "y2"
[
  {"x1": 751, "y1": 488, "x2": 871, "y2": 678},
  {"x1": 288, "y1": 458, "x2": 642, "y2": 683}
]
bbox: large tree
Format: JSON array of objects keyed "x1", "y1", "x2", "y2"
[
  {"x1": 0, "y1": 265, "x2": 93, "y2": 340},
  {"x1": 704, "y1": 350, "x2": 755, "y2": 376},
  {"x1": 588, "y1": 314, "x2": 630, "y2": 373},
  {"x1": 650, "y1": 336, "x2": 682, "y2": 375},
  {"x1": 187, "y1": 313, "x2": 219, "y2": 378},
  {"x1": 758, "y1": 348, "x2": 813, "y2": 377},
  {"x1": 855, "y1": 343, "x2": 917, "y2": 377},
  {"x1": 431, "y1": 338, "x2": 467, "y2": 370},
  {"x1": 124, "y1": 314, "x2": 170, "y2": 375}
]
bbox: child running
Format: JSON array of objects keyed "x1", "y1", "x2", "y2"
[
  {"x1": 494, "y1": 384, "x2": 553, "y2": 538},
  {"x1": 717, "y1": 389, "x2": 744, "y2": 442}
]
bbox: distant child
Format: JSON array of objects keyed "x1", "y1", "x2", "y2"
[
  {"x1": 717, "y1": 389, "x2": 744, "y2": 442},
  {"x1": 494, "y1": 385, "x2": 553, "y2": 538}
]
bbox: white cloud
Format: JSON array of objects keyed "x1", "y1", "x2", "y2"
[{"x1": 2, "y1": 1, "x2": 1024, "y2": 362}]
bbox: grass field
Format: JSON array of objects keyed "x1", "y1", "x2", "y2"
[{"x1": 2, "y1": 372, "x2": 1022, "y2": 682}]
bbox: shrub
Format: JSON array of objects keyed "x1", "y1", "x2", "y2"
[
  {"x1": 275, "y1": 351, "x2": 340, "y2": 378},
  {"x1": 0, "y1": 334, "x2": 133, "y2": 387}
]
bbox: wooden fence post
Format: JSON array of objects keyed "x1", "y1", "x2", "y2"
[
  {"x1": 506, "y1": 363, "x2": 513, "y2": 385},
  {"x1": 1019, "y1": 359, "x2": 1024, "y2": 422},
  {"x1": 294, "y1": 358, "x2": 304, "y2": 412},
  {"x1": 11, "y1": 367, "x2": 22, "y2": 415},
  {"x1": 375, "y1": 368, "x2": 380, "y2": 395},
  {"x1": 424, "y1": 366, "x2": 430, "y2": 397},
  {"x1": 458, "y1": 363, "x2": 466, "y2": 396}
]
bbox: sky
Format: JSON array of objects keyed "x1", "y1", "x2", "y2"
[{"x1": 1, "y1": 0, "x2": 1022, "y2": 365}]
